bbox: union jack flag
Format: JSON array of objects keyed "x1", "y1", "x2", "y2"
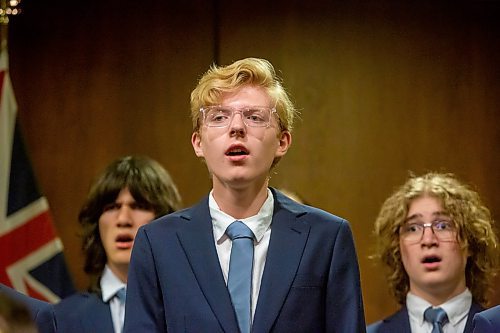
[{"x1": 0, "y1": 48, "x2": 75, "y2": 302}]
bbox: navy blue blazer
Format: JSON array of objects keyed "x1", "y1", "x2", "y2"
[
  {"x1": 472, "y1": 304, "x2": 500, "y2": 333},
  {"x1": 367, "y1": 302, "x2": 484, "y2": 333},
  {"x1": 124, "y1": 188, "x2": 366, "y2": 333},
  {"x1": 0, "y1": 283, "x2": 56, "y2": 333},
  {"x1": 54, "y1": 292, "x2": 114, "y2": 333}
]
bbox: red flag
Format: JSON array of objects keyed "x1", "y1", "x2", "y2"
[{"x1": 0, "y1": 48, "x2": 75, "y2": 302}]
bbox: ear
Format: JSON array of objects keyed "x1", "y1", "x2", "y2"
[
  {"x1": 275, "y1": 131, "x2": 291, "y2": 157},
  {"x1": 191, "y1": 131, "x2": 204, "y2": 157}
]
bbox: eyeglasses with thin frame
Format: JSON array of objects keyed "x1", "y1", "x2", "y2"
[
  {"x1": 199, "y1": 105, "x2": 277, "y2": 128},
  {"x1": 399, "y1": 219, "x2": 457, "y2": 244}
]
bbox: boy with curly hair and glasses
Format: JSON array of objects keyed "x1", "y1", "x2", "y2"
[
  {"x1": 367, "y1": 172, "x2": 499, "y2": 333},
  {"x1": 124, "y1": 57, "x2": 366, "y2": 333}
]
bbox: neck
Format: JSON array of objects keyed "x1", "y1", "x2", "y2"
[
  {"x1": 212, "y1": 180, "x2": 270, "y2": 219},
  {"x1": 107, "y1": 263, "x2": 128, "y2": 284},
  {"x1": 410, "y1": 283, "x2": 467, "y2": 306}
]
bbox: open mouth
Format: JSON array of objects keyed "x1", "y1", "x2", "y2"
[
  {"x1": 421, "y1": 255, "x2": 441, "y2": 264},
  {"x1": 115, "y1": 234, "x2": 134, "y2": 248},
  {"x1": 225, "y1": 146, "x2": 249, "y2": 156}
]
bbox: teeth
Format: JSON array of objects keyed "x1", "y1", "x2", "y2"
[{"x1": 227, "y1": 148, "x2": 247, "y2": 155}]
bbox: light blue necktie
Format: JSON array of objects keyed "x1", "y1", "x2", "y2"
[
  {"x1": 226, "y1": 221, "x2": 254, "y2": 333},
  {"x1": 116, "y1": 287, "x2": 126, "y2": 333},
  {"x1": 424, "y1": 307, "x2": 448, "y2": 333},
  {"x1": 116, "y1": 287, "x2": 126, "y2": 305}
]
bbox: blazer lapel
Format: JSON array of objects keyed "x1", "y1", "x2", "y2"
[
  {"x1": 84, "y1": 294, "x2": 114, "y2": 332},
  {"x1": 252, "y1": 195, "x2": 310, "y2": 333},
  {"x1": 380, "y1": 307, "x2": 412, "y2": 333},
  {"x1": 176, "y1": 198, "x2": 239, "y2": 333},
  {"x1": 464, "y1": 301, "x2": 484, "y2": 333}
]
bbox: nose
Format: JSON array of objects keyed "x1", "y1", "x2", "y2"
[
  {"x1": 229, "y1": 111, "x2": 246, "y2": 137},
  {"x1": 420, "y1": 225, "x2": 438, "y2": 246},
  {"x1": 116, "y1": 205, "x2": 132, "y2": 226}
]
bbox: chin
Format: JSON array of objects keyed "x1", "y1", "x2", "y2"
[
  {"x1": 422, "y1": 278, "x2": 451, "y2": 291},
  {"x1": 114, "y1": 254, "x2": 132, "y2": 264},
  {"x1": 218, "y1": 173, "x2": 252, "y2": 185}
]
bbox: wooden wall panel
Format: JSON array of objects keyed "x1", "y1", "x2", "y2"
[
  {"x1": 8, "y1": 0, "x2": 216, "y2": 290},
  {"x1": 217, "y1": 1, "x2": 500, "y2": 323},
  {"x1": 6, "y1": 0, "x2": 500, "y2": 324}
]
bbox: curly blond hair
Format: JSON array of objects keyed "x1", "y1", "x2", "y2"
[
  {"x1": 372, "y1": 172, "x2": 499, "y2": 306},
  {"x1": 190, "y1": 57, "x2": 297, "y2": 134}
]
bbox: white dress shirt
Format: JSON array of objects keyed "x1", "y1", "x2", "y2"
[
  {"x1": 209, "y1": 188, "x2": 274, "y2": 320},
  {"x1": 406, "y1": 289, "x2": 472, "y2": 333},
  {"x1": 100, "y1": 265, "x2": 126, "y2": 333}
]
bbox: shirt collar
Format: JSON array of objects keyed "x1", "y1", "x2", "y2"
[
  {"x1": 210, "y1": 188, "x2": 274, "y2": 243},
  {"x1": 100, "y1": 265, "x2": 126, "y2": 302},
  {"x1": 406, "y1": 289, "x2": 472, "y2": 326}
]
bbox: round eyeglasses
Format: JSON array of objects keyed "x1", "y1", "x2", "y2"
[
  {"x1": 399, "y1": 220, "x2": 457, "y2": 244},
  {"x1": 200, "y1": 105, "x2": 276, "y2": 128}
]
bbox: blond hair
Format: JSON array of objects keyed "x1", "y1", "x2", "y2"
[{"x1": 190, "y1": 57, "x2": 297, "y2": 134}]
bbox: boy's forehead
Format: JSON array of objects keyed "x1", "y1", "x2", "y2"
[
  {"x1": 219, "y1": 85, "x2": 272, "y2": 106},
  {"x1": 404, "y1": 211, "x2": 450, "y2": 223}
]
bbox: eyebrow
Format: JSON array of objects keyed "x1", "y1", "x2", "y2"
[{"x1": 404, "y1": 211, "x2": 450, "y2": 223}]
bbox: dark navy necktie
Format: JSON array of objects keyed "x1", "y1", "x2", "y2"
[
  {"x1": 424, "y1": 307, "x2": 448, "y2": 333},
  {"x1": 226, "y1": 221, "x2": 254, "y2": 333}
]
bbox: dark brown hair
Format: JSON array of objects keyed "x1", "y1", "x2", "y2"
[{"x1": 79, "y1": 156, "x2": 182, "y2": 292}]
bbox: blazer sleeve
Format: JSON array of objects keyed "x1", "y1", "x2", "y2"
[
  {"x1": 123, "y1": 227, "x2": 167, "y2": 333},
  {"x1": 326, "y1": 220, "x2": 366, "y2": 333},
  {"x1": 0, "y1": 284, "x2": 56, "y2": 333},
  {"x1": 34, "y1": 305, "x2": 57, "y2": 333}
]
